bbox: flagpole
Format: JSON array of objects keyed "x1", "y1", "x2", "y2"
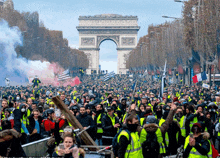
[{"x1": 161, "y1": 60, "x2": 167, "y2": 98}]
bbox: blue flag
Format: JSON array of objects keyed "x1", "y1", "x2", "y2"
[
  {"x1": 201, "y1": 71, "x2": 207, "y2": 80},
  {"x1": 132, "y1": 82, "x2": 136, "y2": 90}
]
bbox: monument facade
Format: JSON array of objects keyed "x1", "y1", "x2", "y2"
[{"x1": 77, "y1": 14, "x2": 140, "y2": 74}]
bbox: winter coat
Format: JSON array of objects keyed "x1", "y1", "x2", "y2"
[
  {"x1": 76, "y1": 113, "x2": 96, "y2": 140},
  {"x1": 27, "y1": 114, "x2": 43, "y2": 134},
  {"x1": 13, "y1": 109, "x2": 21, "y2": 133},
  {"x1": 101, "y1": 114, "x2": 119, "y2": 137}
]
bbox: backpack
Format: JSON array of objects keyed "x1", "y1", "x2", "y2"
[
  {"x1": 142, "y1": 131, "x2": 160, "y2": 158},
  {"x1": 112, "y1": 128, "x2": 131, "y2": 156}
]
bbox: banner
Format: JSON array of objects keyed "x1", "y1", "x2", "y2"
[{"x1": 202, "y1": 83, "x2": 210, "y2": 89}]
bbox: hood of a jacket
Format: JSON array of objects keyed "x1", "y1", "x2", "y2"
[
  {"x1": 202, "y1": 131, "x2": 210, "y2": 140},
  {"x1": 143, "y1": 123, "x2": 159, "y2": 132}
]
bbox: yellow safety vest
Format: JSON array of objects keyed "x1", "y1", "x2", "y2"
[
  {"x1": 97, "y1": 113, "x2": 103, "y2": 134},
  {"x1": 217, "y1": 119, "x2": 220, "y2": 137},
  {"x1": 159, "y1": 118, "x2": 165, "y2": 127},
  {"x1": 140, "y1": 128, "x2": 166, "y2": 154},
  {"x1": 140, "y1": 118, "x2": 145, "y2": 126},
  {"x1": 158, "y1": 118, "x2": 169, "y2": 147},
  {"x1": 184, "y1": 135, "x2": 212, "y2": 158},
  {"x1": 122, "y1": 113, "x2": 128, "y2": 124},
  {"x1": 147, "y1": 103, "x2": 154, "y2": 112},
  {"x1": 107, "y1": 114, "x2": 116, "y2": 126},
  {"x1": 188, "y1": 96, "x2": 192, "y2": 102},
  {"x1": 179, "y1": 115, "x2": 186, "y2": 137},
  {"x1": 118, "y1": 130, "x2": 143, "y2": 158},
  {"x1": 20, "y1": 115, "x2": 30, "y2": 133},
  {"x1": 1, "y1": 112, "x2": 5, "y2": 120}
]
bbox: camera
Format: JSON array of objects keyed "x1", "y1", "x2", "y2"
[{"x1": 58, "y1": 143, "x2": 65, "y2": 150}]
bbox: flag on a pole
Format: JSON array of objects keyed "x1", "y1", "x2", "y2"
[
  {"x1": 103, "y1": 71, "x2": 115, "y2": 81},
  {"x1": 192, "y1": 71, "x2": 207, "y2": 83},
  {"x1": 161, "y1": 60, "x2": 167, "y2": 98},
  {"x1": 201, "y1": 71, "x2": 207, "y2": 80},
  {"x1": 132, "y1": 82, "x2": 136, "y2": 90},
  {"x1": 192, "y1": 75, "x2": 198, "y2": 83},
  {"x1": 143, "y1": 69, "x2": 148, "y2": 76},
  {"x1": 58, "y1": 69, "x2": 71, "y2": 81}
]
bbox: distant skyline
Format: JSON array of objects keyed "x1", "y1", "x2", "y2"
[{"x1": 12, "y1": 0, "x2": 184, "y2": 73}]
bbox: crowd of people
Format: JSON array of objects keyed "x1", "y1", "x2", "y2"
[{"x1": 0, "y1": 74, "x2": 220, "y2": 158}]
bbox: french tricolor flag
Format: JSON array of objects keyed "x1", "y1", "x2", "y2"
[{"x1": 192, "y1": 71, "x2": 207, "y2": 83}]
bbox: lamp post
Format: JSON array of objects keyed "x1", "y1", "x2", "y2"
[
  {"x1": 138, "y1": 42, "x2": 145, "y2": 73},
  {"x1": 174, "y1": 0, "x2": 186, "y2": 2},
  {"x1": 162, "y1": 16, "x2": 182, "y2": 20}
]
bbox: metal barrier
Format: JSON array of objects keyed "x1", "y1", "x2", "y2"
[
  {"x1": 82, "y1": 145, "x2": 114, "y2": 158},
  {"x1": 22, "y1": 137, "x2": 50, "y2": 157}
]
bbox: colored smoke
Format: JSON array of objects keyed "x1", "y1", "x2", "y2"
[{"x1": 0, "y1": 20, "x2": 80, "y2": 87}]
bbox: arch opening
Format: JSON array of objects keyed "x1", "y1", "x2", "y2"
[{"x1": 99, "y1": 40, "x2": 117, "y2": 73}]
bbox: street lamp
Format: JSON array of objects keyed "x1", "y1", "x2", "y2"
[
  {"x1": 174, "y1": 0, "x2": 186, "y2": 2},
  {"x1": 162, "y1": 16, "x2": 182, "y2": 20}
]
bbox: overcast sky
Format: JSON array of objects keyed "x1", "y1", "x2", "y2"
[{"x1": 13, "y1": 0, "x2": 184, "y2": 73}]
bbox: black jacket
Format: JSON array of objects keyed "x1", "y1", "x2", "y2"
[
  {"x1": 13, "y1": 109, "x2": 21, "y2": 133},
  {"x1": 0, "y1": 137, "x2": 26, "y2": 157},
  {"x1": 76, "y1": 113, "x2": 96, "y2": 140},
  {"x1": 76, "y1": 113, "x2": 95, "y2": 129},
  {"x1": 167, "y1": 120, "x2": 184, "y2": 155},
  {"x1": 101, "y1": 114, "x2": 119, "y2": 137},
  {"x1": 27, "y1": 114, "x2": 43, "y2": 134}
]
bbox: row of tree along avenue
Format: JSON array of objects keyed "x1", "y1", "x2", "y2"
[
  {"x1": 126, "y1": 0, "x2": 220, "y2": 85},
  {"x1": 0, "y1": 0, "x2": 89, "y2": 73}
]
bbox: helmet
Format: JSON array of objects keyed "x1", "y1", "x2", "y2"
[
  {"x1": 4, "y1": 108, "x2": 11, "y2": 114},
  {"x1": 69, "y1": 106, "x2": 79, "y2": 111},
  {"x1": 45, "y1": 109, "x2": 55, "y2": 117},
  {"x1": 90, "y1": 95, "x2": 95, "y2": 99},
  {"x1": 208, "y1": 102, "x2": 217, "y2": 108},
  {"x1": 120, "y1": 97, "x2": 127, "y2": 102}
]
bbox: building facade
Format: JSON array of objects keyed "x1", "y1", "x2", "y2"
[{"x1": 77, "y1": 14, "x2": 140, "y2": 74}]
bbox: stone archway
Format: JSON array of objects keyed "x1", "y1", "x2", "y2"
[{"x1": 77, "y1": 14, "x2": 140, "y2": 74}]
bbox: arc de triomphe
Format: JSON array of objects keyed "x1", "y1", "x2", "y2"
[{"x1": 77, "y1": 14, "x2": 140, "y2": 74}]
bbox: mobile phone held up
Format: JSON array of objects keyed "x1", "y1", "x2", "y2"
[{"x1": 58, "y1": 143, "x2": 65, "y2": 150}]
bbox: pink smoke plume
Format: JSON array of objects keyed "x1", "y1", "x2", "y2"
[
  {"x1": 27, "y1": 62, "x2": 81, "y2": 87},
  {"x1": 62, "y1": 76, "x2": 82, "y2": 87}
]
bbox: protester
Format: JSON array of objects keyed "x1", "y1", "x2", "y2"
[
  {"x1": 118, "y1": 114, "x2": 143, "y2": 158},
  {"x1": 102, "y1": 106, "x2": 120, "y2": 145},
  {"x1": 52, "y1": 132, "x2": 79, "y2": 157},
  {"x1": 27, "y1": 109, "x2": 43, "y2": 142},
  {"x1": 0, "y1": 74, "x2": 219, "y2": 157},
  {"x1": 0, "y1": 129, "x2": 26, "y2": 157},
  {"x1": 183, "y1": 123, "x2": 212, "y2": 158},
  {"x1": 76, "y1": 106, "x2": 96, "y2": 141}
]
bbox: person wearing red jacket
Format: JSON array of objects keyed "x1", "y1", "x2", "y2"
[{"x1": 42, "y1": 109, "x2": 56, "y2": 136}]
